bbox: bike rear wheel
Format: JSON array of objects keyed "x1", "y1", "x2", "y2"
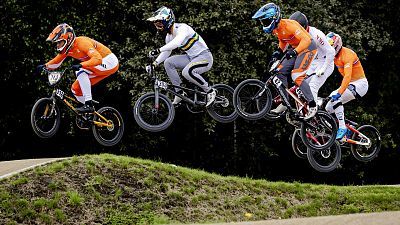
[
  {"x1": 291, "y1": 129, "x2": 307, "y2": 159},
  {"x1": 307, "y1": 141, "x2": 342, "y2": 173},
  {"x1": 350, "y1": 125, "x2": 381, "y2": 162},
  {"x1": 233, "y1": 79, "x2": 272, "y2": 120},
  {"x1": 133, "y1": 92, "x2": 174, "y2": 132},
  {"x1": 207, "y1": 84, "x2": 238, "y2": 123},
  {"x1": 300, "y1": 110, "x2": 337, "y2": 150},
  {"x1": 92, "y1": 107, "x2": 124, "y2": 147},
  {"x1": 31, "y1": 98, "x2": 60, "y2": 138}
]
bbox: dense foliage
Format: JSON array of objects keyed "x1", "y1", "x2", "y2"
[{"x1": 0, "y1": 0, "x2": 399, "y2": 184}]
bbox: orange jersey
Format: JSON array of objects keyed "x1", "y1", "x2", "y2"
[
  {"x1": 46, "y1": 36, "x2": 112, "y2": 69},
  {"x1": 335, "y1": 47, "x2": 366, "y2": 94},
  {"x1": 273, "y1": 19, "x2": 312, "y2": 54}
]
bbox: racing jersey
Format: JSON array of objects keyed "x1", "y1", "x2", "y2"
[
  {"x1": 308, "y1": 26, "x2": 335, "y2": 71},
  {"x1": 155, "y1": 23, "x2": 209, "y2": 65},
  {"x1": 46, "y1": 36, "x2": 112, "y2": 69},
  {"x1": 273, "y1": 19, "x2": 312, "y2": 54},
  {"x1": 335, "y1": 47, "x2": 366, "y2": 94}
]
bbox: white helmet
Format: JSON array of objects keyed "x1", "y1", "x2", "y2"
[{"x1": 147, "y1": 6, "x2": 175, "y2": 32}]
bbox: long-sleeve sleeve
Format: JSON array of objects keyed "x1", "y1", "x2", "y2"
[
  {"x1": 154, "y1": 50, "x2": 172, "y2": 65},
  {"x1": 287, "y1": 24, "x2": 311, "y2": 53},
  {"x1": 46, "y1": 54, "x2": 67, "y2": 69},
  {"x1": 159, "y1": 27, "x2": 188, "y2": 52},
  {"x1": 321, "y1": 38, "x2": 335, "y2": 72},
  {"x1": 78, "y1": 41, "x2": 102, "y2": 68},
  {"x1": 338, "y1": 60, "x2": 353, "y2": 94}
]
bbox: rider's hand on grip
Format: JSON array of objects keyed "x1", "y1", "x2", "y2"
[
  {"x1": 148, "y1": 49, "x2": 160, "y2": 58},
  {"x1": 35, "y1": 64, "x2": 45, "y2": 75},
  {"x1": 145, "y1": 64, "x2": 154, "y2": 73},
  {"x1": 285, "y1": 49, "x2": 297, "y2": 60},
  {"x1": 331, "y1": 92, "x2": 341, "y2": 102},
  {"x1": 316, "y1": 68, "x2": 325, "y2": 77},
  {"x1": 71, "y1": 64, "x2": 82, "y2": 71}
]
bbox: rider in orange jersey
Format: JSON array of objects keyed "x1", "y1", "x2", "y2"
[
  {"x1": 325, "y1": 32, "x2": 368, "y2": 139},
  {"x1": 252, "y1": 3, "x2": 318, "y2": 120},
  {"x1": 36, "y1": 23, "x2": 119, "y2": 113}
]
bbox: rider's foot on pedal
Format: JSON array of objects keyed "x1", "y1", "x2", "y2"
[
  {"x1": 206, "y1": 88, "x2": 216, "y2": 107},
  {"x1": 172, "y1": 90, "x2": 186, "y2": 105},
  {"x1": 271, "y1": 103, "x2": 287, "y2": 114},
  {"x1": 336, "y1": 127, "x2": 348, "y2": 140},
  {"x1": 76, "y1": 100, "x2": 94, "y2": 113},
  {"x1": 304, "y1": 106, "x2": 317, "y2": 120}
]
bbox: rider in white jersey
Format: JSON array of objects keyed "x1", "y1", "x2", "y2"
[
  {"x1": 272, "y1": 11, "x2": 335, "y2": 113},
  {"x1": 147, "y1": 6, "x2": 216, "y2": 106}
]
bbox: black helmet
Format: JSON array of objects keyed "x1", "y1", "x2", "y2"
[{"x1": 289, "y1": 11, "x2": 308, "y2": 29}]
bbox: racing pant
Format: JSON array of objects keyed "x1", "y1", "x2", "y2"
[
  {"x1": 164, "y1": 50, "x2": 213, "y2": 92},
  {"x1": 325, "y1": 78, "x2": 369, "y2": 128},
  {"x1": 276, "y1": 41, "x2": 317, "y2": 107},
  {"x1": 71, "y1": 53, "x2": 119, "y2": 103}
]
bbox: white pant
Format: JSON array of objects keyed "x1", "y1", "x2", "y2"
[
  {"x1": 325, "y1": 78, "x2": 369, "y2": 128},
  {"x1": 306, "y1": 60, "x2": 334, "y2": 101}
]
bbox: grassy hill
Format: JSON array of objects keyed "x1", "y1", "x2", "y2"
[{"x1": 0, "y1": 154, "x2": 399, "y2": 224}]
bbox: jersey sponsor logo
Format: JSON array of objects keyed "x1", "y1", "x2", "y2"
[
  {"x1": 295, "y1": 29, "x2": 301, "y2": 36},
  {"x1": 344, "y1": 63, "x2": 351, "y2": 68},
  {"x1": 316, "y1": 35, "x2": 324, "y2": 45},
  {"x1": 88, "y1": 48, "x2": 95, "y2": 54}
]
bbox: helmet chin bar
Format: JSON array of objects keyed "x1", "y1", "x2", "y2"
[{"x1": 55, "y1": 40, "x2": 67, "y2": 52}]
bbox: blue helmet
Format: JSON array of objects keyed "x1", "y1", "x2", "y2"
[{"x1": 252, "y1": 3, "x2": 281, "y2": 33}]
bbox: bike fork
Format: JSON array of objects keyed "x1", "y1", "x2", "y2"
[{"x1": 154, "y1": 87, "x2": 160, "y2": 109}]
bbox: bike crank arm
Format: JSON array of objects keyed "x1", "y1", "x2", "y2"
[{"x1": 93, "y1": 111, "x2": 116, "y2": 128}]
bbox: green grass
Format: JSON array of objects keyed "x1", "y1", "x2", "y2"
[{"x1": 0, "y1": 153, "x2": 399, "y2": 224}]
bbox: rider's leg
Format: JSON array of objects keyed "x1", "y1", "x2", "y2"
[
  {"x1": 327, "y1": 78, "x2": 369, "y2": 139},
  {"x1": 270, "y1": 57, "x2": 295, "y2": 113},
  {"x1": 292, "y1": 42, "x2": 318, "y2": 119},
  {"x1": 182, "y1": 51, "x2": 213, "y2": 92},
  {"x1": 164, "y1": 55, "x2": 190, "y2": 92},
  {"x1": 181, "y1": 50, "x2": 215, "y2": 106},
  {"x1": 306, "y1": 60, "x2": 334, "y2": 101},
  {"x1": 73, "y1": 53, "x2": 119, "y2": 112}
]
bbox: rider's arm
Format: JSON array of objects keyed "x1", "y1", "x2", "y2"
[
  {"x1": 316, "y1": 28, "x2": 335, "y2": 72},
  {"x1": 159, "y1": 26, "x2": 188, "y2": 52},
  {"x1": 287, "y1": 23, "x2": 311, "y2": 54},
  {"x1": 45, "y1": 54, "x2": 67, "y2": 70},
  {"x1": 338, "y1": 54, "x2": 354, "y2": 94},
  {"x1": 79, "y1": 41, "x2": 103, "y2": 68},
  {"x1": 154, "y1": 50, "x2": 172, "y2": 66}
]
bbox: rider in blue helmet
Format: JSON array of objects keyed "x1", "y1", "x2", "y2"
[
  {"x1": 252, "y1": 3, "x2": 281, "y2": 34},
  {"x1": 252, "y1": 3, "x2": 319, "y2": 120}
]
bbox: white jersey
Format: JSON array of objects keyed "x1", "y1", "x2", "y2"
[
  {"x1": 308, "y1": 26, "x2": 335, "y2": 73},
  {"x1": 155, "y1": 23, "x2": 209, "y2": 65}
]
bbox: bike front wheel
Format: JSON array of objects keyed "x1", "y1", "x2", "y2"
[
  {"x1": 300, "y1": 110, "x2": 337, "y2": 151},
  {"x1": 350, "y1": 125, "x2": 381, "y2": 162},
  {"x1": 31, "y1": 98, "x2": 61, "y2": 138},
  {"x1": 307, "y1": 141, "x2": 342, "y2": 173},
  {"x1": 133, "y1": 92, "x2": 175, "y2": 132},
  {"x1": 92, "y1": 107, "x2": 124, "y2": 147},
  {"x1": 233, "y1": 79, "x2": 272, "y2": 120},
  {"x1": 207, "y1": 84, "x2": 238, "y2": 123}
]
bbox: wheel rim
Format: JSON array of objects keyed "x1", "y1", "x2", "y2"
[
  {"x1": 353, "y1": 128, "x2": 380, "y2": 158},
  {"x1": 304, "y1": 112, "x2": 335, "y2": 149},
  {"x1": 138, "y1": 95, "x2": 171, "y2": 127},
  {"x1": 309, "y1": 143, "x2": 339, "y2": 168},
  {"x1": 33, "y1": 101, "x2": 58, "y2": 134},
  {"x1": 237, "y1": 82, "x2": 269, "y2": 116},
  {"x1": 212, "y1": 87, "x2": 235, "y2": 118}
]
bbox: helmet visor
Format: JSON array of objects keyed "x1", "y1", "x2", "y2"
[
  {"x1": 153, "y1": 20, "x2": 164, "y2": 30},
  {"x1": 259, "y1": 18, "x2": 274, "y2": 28}
]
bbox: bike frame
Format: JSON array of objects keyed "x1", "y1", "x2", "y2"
[{"x1": 43, "y1": 69, "x2": 114, "y2": 129}]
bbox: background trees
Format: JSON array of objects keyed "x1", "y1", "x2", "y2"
[{"x1": 0, "y1": 0, "x2": 398, "y2": 184}]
